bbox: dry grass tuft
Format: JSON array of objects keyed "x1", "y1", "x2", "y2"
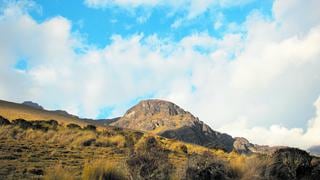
[
  {"x1": 82, "y1": 160, "x2": 127, "y2": 180},
  {"x1": 96, "y1": 135, "x2": 126, "y2": 148},
  {"x1": 44, "y1": 164, "x2": 75, "y2": 180}
]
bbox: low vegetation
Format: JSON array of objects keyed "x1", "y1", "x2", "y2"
[{"x1": 0, "y1": 115, "x2": 319, "y2": 179}]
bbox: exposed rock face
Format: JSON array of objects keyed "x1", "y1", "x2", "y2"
[
  {"x1": 264, "y1": 148, "x2": 320, "y2": 180},
  {"x1": 233, "y1": 137, "x2": 287, "y2": 155},
  {"x1": 111, "y1": 99, "x2": 235, "y2": 152},
  {"x1": 22, "y1": 101, "x2": 44, "y2": 110},
  {"x1": 233, "y1": 137, "x2": 255, "y2": 154}
]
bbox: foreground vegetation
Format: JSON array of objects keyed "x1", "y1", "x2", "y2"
[{"x1": 0, "y1": 115, "x2": 319, "y2": 179}]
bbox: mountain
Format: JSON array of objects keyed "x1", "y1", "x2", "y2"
[
  {"x1": 111, "y1": 99, "x2": 289, "y2": 154},
  {"x1": 111, "y1": 99, "x2": 235, "y2": 152},
  {"x1": 0, "y1": 98, "x2": 320, "y2": 179},
  {"x1": 22, "y1": 101, "x2": 44, "y2": 110},
  {"x1": 0, "y1": 100, "x2": 111, "y2": 127}
]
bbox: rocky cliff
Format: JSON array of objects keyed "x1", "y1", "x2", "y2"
[{"x1": 111, "y1": 99, "x2": 235, "y2": 152}]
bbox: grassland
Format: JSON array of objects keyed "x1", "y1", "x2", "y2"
[
  {"x1": 0, "y1": 115, "x2": 250, "y2": 179},
  {"x1": 0, "y1": 100, "x2": 319, "y2": 179}
]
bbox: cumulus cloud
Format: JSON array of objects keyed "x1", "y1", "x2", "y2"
[
  {"x1": 1, "y1": 0, "x2": 320, "y2": 149},
  {"x1": 220, "y1": 96, "x2": 320, "y2": 149}
]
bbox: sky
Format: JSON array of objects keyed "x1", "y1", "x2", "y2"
[{"x1": 0, "y1": 0, "x2": 320, "y2": 149}]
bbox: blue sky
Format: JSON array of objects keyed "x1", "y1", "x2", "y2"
[
  {"x1": 21, "y1": 0, "x2": 273, "y2": 119},
  {"x1": 1, "y1": 0, "x2": 320, "y2": 148},
  {"x1": 29, "y1": 0, "x2": 273, "y2": 47}
]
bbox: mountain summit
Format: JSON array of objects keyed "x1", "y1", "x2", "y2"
[{"x1": 111, "y1": 99, "x2": 235, "y2": 152}]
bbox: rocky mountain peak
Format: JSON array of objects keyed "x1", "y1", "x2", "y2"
[
  {"x1": 112, "y1": 99, "x2": 235, "y2": 152},
  {"x1": 123, "y1": 99, "x2": 187, "y2": 119}
]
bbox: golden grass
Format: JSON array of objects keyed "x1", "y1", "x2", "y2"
[
  {"x1": 96, "y1": 135, "x2": 126, "y2": 148},
  {"x1": 82, "y1": 160, "x2": 127, "y2": 180},
  {"x1": 44, "y1": 164, "x2": 75, "y2": 180},
  {"x1": 0, "y1": 110, "x2": 256, "y2": 180}
]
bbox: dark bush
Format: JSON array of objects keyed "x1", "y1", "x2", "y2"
[
  {"x1": 145, "y1": 136, "x2": 157, "y2": 150},
  {"x1": 186, "y1": 153, "x2": 238, "y2": 180},
  {"x1": 84, "y1": 125, "x2": 96, "y2": 131},
  {"x1": 186, "y1": 162, "x2": 234, "y2": 180},
  {"x1": 127, "y1": 136, "x2": 174, "y2": 179},
  {"x1": 30, "y1": 120, "x2": 59, "y2": 131},
  {"x1": 67, "y1": 123, "x2": 82, "y2": 130},
  {"x1": 47, "y1": 120, "x2": 59, "y2": 129},
  {"x1": 82, "y1": 139, "x2": 96, "y2": 146},
  {"x1": 29, "y1": 168, "x2": 44, "y2": 176},
  {"x1": 0, "y1": 116, "x2": 10, "y2": 126},
  {"x1": 127, "y1": 152, "x2": 173, "y2": 179},
  {"x1": 31, "y1": 123, "x2": 49, "y2": 131},
  {"x1": 12, "y1": 119, "x2": 33, "y2": 129},
  {"x1": 180, "y1": 145, "x2": 188, "y2": 154}
]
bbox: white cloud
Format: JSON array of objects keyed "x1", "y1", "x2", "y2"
[
  {"x1": 1, "y1": 0, "x2": 320, "y2": 149},
  {"x1": 84, "y1": 0, "x2": 256, "y2": 19},
  {"x1": 220, "y1": 96, "x2": 320, "y2": 149}
]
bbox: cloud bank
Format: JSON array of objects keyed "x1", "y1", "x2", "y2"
[{"x1": 0, "y1": 0, "x2": 320, "y2": 149}]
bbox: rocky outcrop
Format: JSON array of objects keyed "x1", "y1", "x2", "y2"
[
  {"x1": 263, "y1": 148, "x2": 320, "y2": 180},
  {"x1": 22, "y1": 101, "x2": 44, "y2": 110},
  {"x1": 111, "y1": 99, "x2": 235, "y2": 152},
  {"x1": 233, "y1": 137, "x2": 255, "y2": 154}
]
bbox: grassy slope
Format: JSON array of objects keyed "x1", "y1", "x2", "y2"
[
  {"x1": 1, "y1": 100, "x2": 318, "y2": 179},
  {"x1": 0, "y1": 123, "x2": 244, "y2": 179},
  {"x1": 0, "y1": 100, "x2": 108, "y2": 127},
  {"x1": 0, "y1": 100, "x2": 246, "y2": 179}
]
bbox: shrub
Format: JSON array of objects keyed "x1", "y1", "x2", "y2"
[
  {"x1": 186, "y1": 153, "x2": 238, "y2": 180},
  {"x1": 23, "y1": 120, "x2": 59, "y2": 131},
  {"x1": 84, "y1": 125, "x2": 96, "y2": 131},
  {"x1": 0, "y1": 116, "x2": 10, "y2": 126},
  {"x1": 12, "y1": 119, "x2": 33, "y2": 129},
  {"x1": 127, "y1": 136, "x2": 174, "y2": 179},
  {"x1": 47, "y1": 120, "x2": 59, "y2": 129},
  {"x1": 67, "y1": 123, "x2": 82, "y2": 130},
  {"x1": 30, "y1": 121, "x2": 49, "y2": 131},
  {"x1": 82, "y1": 138, "x2": 96, "y2": 146},
  {"x1": 44, "y1": 164, "x2": 75, "y2": 180},
  {"x1": 82, "y1": 160, "x2": 127, "y2": 180}
]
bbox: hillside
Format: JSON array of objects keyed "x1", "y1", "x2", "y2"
[
  {"x1": 0, "y1": 100, "x2": 113, "y2": 127},
  {"x1": 0, "y1": 99, "x2": 320, "y2": 179}
]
